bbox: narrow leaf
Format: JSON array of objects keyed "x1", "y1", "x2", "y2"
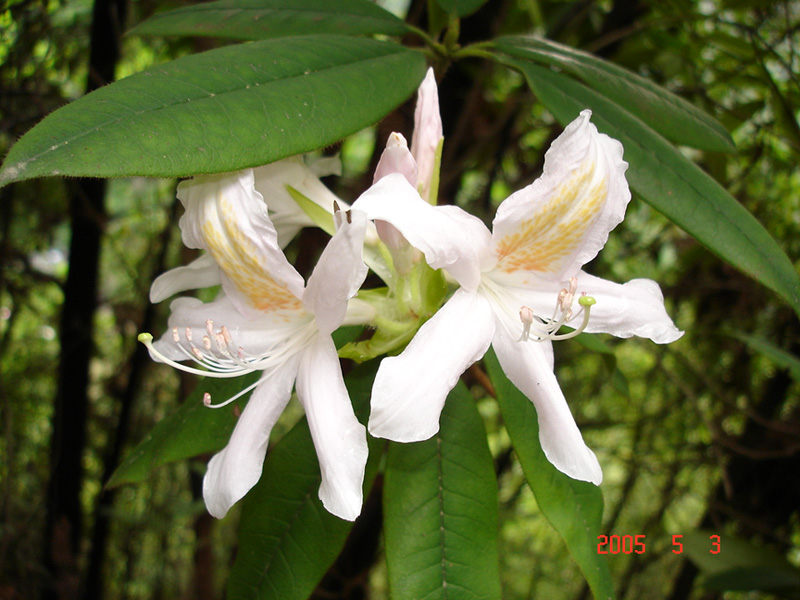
[
  {"x1": 485, "y1": 349, "x2": 615, "y2": 600},
  {"x1": 107, "y1": 374, "x2": 258, "y2": 487},
  {"x1": 129, "y1": 0, "x2": 411, "y2": 41},
  {"x1": 0, "y1": 36, "x2": 427, "y2": 186},
  {"x1": 227, "y1": 362, "x2": 381, "y2": 600},
  {"x1": 726, "y1": 330, "x2": 800, "y2": 381},
  {"x1": 495, "y1": 36, "x2": 735, "y2": 153},
  {"x1": 383, "y1": 381, "x2": 502, "y2": 600},
  {"x1": 508, "y1": 59, "x2": 800, "y2": 319}
]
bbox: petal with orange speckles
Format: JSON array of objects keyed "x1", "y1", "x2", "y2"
[
  {"x1": 491, "y1": 110, "x2": 630, "y2": 282},
  {"x1": 177, "y1": 169, "x2": 306, "y2": 320}
]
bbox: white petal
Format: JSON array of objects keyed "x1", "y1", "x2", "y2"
[
  {"x1": 177, "y1": 169, "x2": 306, "y2": 320},
  {"x1": 411, "y1": 67, "x2": 443, "y2": 203},
  {"x1": 303, "y1": 209, "x2": 369, "y2": 335},
  {"x1": 296, "y1": 334, "x2": 368, "y2": 521},
  {"x1": 353, "y1": 174, "x2": 491, "y2": 291},
  {"x1": 492, "y1": 317, "x2": 603, "y2": 485},
  {"x1": 491, "y1": 110, "x2": 630, "y2": 280},
  {"x1": 202, "y1": 357, "x2": 300, "y2": 518},
  {"x1": 575, "y1": 272, "x2": 684, "y2": 343},
  {"x1": 254, "y1": 157, "x2": 345, "y2": 248},
  {"x1": 151, "y1": 294, "x2": 308, "y2": 362},
  {"x1": 368, "y1": 288, "x2": 495, "y2": 442},
  {"x1": 374, "y1": 132, "x2": 418, "y2": 187},
  {"x1": 149, "y1": 254, "x2": 220, "y2": 303}
]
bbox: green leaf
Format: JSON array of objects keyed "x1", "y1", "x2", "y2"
[
  {"x1": 0, "y1": 36, "x2": 427, "y2": 186},
  {"x1": 683, "y1": 530, "x2": 800, "y2": 597},
  {"x1": 507, "y1": 59, "x2": 800, "y2": 319},
  {"x1": 435, "y1": 0, "x2": 489, "y2": 18},
  {"x1": 383, "y1": 380, "x2": 502, "y2": 600},
  {"x1": 484, "y1": 349, "x2": 615, "y2": 600},
  {"x1": 494, "y1": 36, "x2": 735, "y2": 153},
  {"x1": 107, "y1": 373, "x2": 258, "y2": 487},
  {"x1": 725, "y1": 330, "x2": 800, "y2": 382},
  {"x1": 227, "y1": 362, "x2": 381, "y2": 600},
  {"x1": 129, "y1": 0, "x2": 411, "y2": 41}
]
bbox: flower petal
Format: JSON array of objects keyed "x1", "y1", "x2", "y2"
[
  {"x1": 254, "y1": 157, "x2": 345, "y2": 248},
  {"x1": 575, "y1": 272, "x2": 684, "y2": 343},
  {"x1": 202, "y1": 356, "x2": 300, "y2": 518},
  {"x1": 492, "y1": 318, "x2": 603, "y2": 485},
  {"x1": 149, "y1": 253, "x2": 220, "y2": 303},
  {"x1": 491, "y1": 110, "x2": 630, "y2": 281},
  {"x1": 411, "y1": 67, "x2": 443, "y2": 203},
  {"x1": 353, "y1": 174, "x2": 491, "y2": 291},
  {"x1": 151, "y1": 294, "x2": 307, "y2": 362},
  {"x1": 296, "y1": 334, "x2": 368, "y2": 521},
  {"x1": 368, "y1": 288, "x2": 495, "y2": 442},
  {"x1": 303, "y1": 209, "x2": 369, "y2": 335},
  {"x1": 177, "y1": 169, "x2": 306, "y2": 320},
  {"x1": 374, "y1": 132, "x2": 418, "y2": 187}
]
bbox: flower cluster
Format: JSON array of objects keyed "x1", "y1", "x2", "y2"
[{"x1": 141, "y1": 68, "x2": 682, "y2": 522}]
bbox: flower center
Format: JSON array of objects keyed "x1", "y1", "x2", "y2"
[
  {"x1": 139, "y1": 317, "x2": 317, "y2": 408},
  {"x1": 518, "y1": 277, "x2": 596, "y2": 342}
]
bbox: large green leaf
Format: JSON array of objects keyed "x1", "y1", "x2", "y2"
[
  {"x1": 484, "y1": 350, "x2": 615, "y2": 600},
  {"x1": 0, "y1": 36, "x2": 426, "y2": 186},
  {"x1": 383, "y1": 380, "x2": 502, "y2": 600},
  {"x1": 495, "y1": 36, "x2": 735, "y2": 153},
  {"x1": 227, "y1": 363, "x2": 381, "y2": 600},
  {"x1": 129, "y1": 0, "x2": 411, "y2": 41},
  {"x1": 507, "y1": 59, "x2": 800, "y2": 319},
  {"x1": 107, "y1": 374, "x2": 258, "y2": 487}
]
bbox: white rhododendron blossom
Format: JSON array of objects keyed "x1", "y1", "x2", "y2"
[
  {"x1": 141, "y1": 68, "x2": 683, "y2": 521},
  {"x1": 141, "y1": 169, "x2": 371, "y2": 521},
  {"x1": 353, "y1": 110, "x2": 683, "y2": 485}
]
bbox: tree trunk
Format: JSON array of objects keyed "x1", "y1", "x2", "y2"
[{"x1": 42, "y1": 0, "x2": 127, "y2": 597}]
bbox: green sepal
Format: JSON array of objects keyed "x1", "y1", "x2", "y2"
[{"x1": 287, "y1": 184, "x2": 336, "y2": 236}]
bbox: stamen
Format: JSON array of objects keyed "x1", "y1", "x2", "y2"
[
  {"x1": 517, "y1": 279, "x2": 596, "y2": 342},
  {"x1": 203, "y1": 377, "x2": 263, "y2": 409}
]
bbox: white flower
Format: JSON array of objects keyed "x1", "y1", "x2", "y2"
[
  {"x1": 141, "y1": 169, "x2": 370, "y2": 521},
  {"x1": 353, "y1": 110, "x2": 683, "y2": 485}
]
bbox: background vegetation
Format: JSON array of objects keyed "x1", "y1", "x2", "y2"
[{"x1": 1, "y1": 0, "x2": 798, "y2": 598}]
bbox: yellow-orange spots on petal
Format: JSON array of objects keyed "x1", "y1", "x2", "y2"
[
  {"x1": 201, "y1": 197, "x2": 302, "y2": 313},
  {"x1": 495, "y1": 161, "x2": 607, "y2": 275}
]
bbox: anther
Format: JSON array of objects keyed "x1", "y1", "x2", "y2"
[{"x1": 518, "y1": 306, "x2": 535, "y2": 341}]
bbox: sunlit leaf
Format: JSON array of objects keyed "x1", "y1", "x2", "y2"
[
  {"x1": 494, "y1": 36, "x2": 735, "y2": 153},
  {"x1": 227, "y1": 363, "x2": 381, "y2": 600},
  {"x1": 129, "y1": 0, "x2": 411, "y2": 40},
  {"x1": 0, "y1": 36, "x2": 426, "y2": 186},
  {"x1": 107, "y1": 374, "x2": 258, "y2": 487},
  {"x1": 507, "y1": 59, "x2": 800, "y2": 319},
  {"x1": 485, "y1": 349, "x2": 615, "y2": 600},
  {"x1": 383, "y1": 380, "x2": 502, "y2": 600}
]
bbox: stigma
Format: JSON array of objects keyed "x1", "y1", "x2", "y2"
[{"x1": 518, "y1": 277, "x2": 595, "y2": 342}]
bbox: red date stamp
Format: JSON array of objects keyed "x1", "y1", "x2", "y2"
[{"x1": 597, "y1": 534, "x2": 721, "y2": 555}]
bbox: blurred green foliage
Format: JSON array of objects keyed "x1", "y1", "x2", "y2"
[{"x1": 1, "y1": 0, "x2": 799, "y2": 598}]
